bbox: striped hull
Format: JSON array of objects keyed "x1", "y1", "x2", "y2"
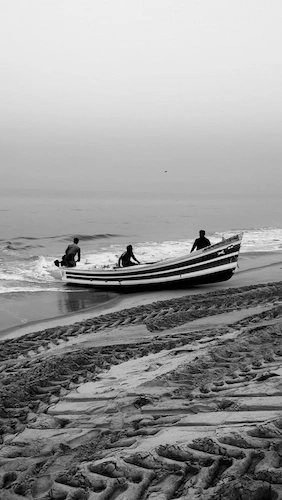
[{"x1": 61, "y1": 233, "x2": 243, "y2": 291}]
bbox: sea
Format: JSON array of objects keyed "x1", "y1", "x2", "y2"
[{"x1": 1, "y1": 187, "x2": 282, "y2": 332}]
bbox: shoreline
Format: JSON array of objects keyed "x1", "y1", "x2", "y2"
[{"x1": 2, "y1": 252, "x2": 282, "y2": 341}]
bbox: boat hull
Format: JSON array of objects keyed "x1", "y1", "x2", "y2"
[{"x1": 61, "y1": 233, "x2": 243, "y2": 291}]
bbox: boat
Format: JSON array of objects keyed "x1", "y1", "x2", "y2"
[{"x1": 61, "y1": 233, "x2": 243, "y2": 291}]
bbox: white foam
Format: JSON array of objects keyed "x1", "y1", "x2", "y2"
[
  {"x1": 215, "y1": 228, "x2": 282, "y2": 253},
  {"x1": 0, "y1": 286, "x2": 62, "y2": 294},
  {"x1": 82, "y1": 241, "x2": 193, "y2": 269},
  {"x1": 0, "y1": 254, "x2": 61, "y2": 292}
]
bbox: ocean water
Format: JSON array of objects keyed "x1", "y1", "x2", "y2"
[{"x1": 1, "y1": 187, "x2": 282, "y2": 331}]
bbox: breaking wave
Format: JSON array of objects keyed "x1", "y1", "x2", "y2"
[{"x1": 0, "y1": 233, "x2": 122, "y2": 252}]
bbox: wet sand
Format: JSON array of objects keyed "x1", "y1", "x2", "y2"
[
  {"x1": 0, "y1": 290, "x2": 118, "y2": 336},
  {"x1": 2, "y1": 254, "x2": 282, "y2": 498}
]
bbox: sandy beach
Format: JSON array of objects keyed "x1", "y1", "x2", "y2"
[{"x1": 2, "y1": 253, "x2": 282, "y2": 499}]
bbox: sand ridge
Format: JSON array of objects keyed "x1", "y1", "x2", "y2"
[{"x1": 2, "y1": 281, "x2": 282, "y2": 498}]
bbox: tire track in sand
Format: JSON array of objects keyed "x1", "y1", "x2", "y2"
[{"x1": 1, "y1": 282, "x2": 282, "y2": 498}]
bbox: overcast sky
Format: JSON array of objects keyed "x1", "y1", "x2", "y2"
[{"x1": 1, "y1": 1, "x2": 282, "y2": 195}]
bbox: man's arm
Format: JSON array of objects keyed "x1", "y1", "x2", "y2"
[
  {"x1": 77, "y1": 248, "x2": 81, "y2": 262},
  {"x1": 132, "y1": 253, "x2": 140, "y2": 264},
  {"x1": 190, "y1": 240, "x2": 197, "y2": 253}
]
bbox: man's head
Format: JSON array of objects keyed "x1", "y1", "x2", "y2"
[
  {"x1": 74, "y1": 238, "x2": 79, "y2": 244},
  {"x1": 199, "y1": 230, "x2": 205, "y2": 238}
]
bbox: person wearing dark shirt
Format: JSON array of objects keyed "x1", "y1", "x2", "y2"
[
  {"x1": 64, "y1": 238, "x2": 81, "y2": 267},
  {"x1": 191, "y1": 230, "x2": 211, "y2": 252},
  {"x1": 118, "y1": 245, "x2": 140, "y2": 267}
]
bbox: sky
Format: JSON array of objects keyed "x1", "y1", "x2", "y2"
[{"x1": 1, "y1": 0, "x2": 282, "y2": 195}]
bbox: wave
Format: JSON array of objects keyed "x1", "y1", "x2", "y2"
[
  {"x1": 73, "y1": 234, "x2": 122, "y2": 241},
  {"x1": 0, "y1": 233, "x2": 121, "y2": 252},
  {"x1": 0, "y1": 286, "x2": 62, "y2": 294},
  {"x1": 4, "y1": 243, "x2": 44, "y2": 252},
  {"x1": 0, "y1": 255, "x2": 60, "y2": 284},
  {"x1": 9, "y1": 233, "x2": 121, "y2": 241}
]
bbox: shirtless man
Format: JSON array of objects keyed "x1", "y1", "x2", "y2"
[
  {"x1": 118, "y1": 245, "x2": 140, "y2": 267},
  {"x1": 64, "y1": 238, "x2": 81, "y2": 267}
]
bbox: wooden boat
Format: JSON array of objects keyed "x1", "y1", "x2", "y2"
[{"x1": 61, "y1": 233, "x2": 243, "y2": 291}]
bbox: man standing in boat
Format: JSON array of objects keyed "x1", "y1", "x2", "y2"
[
  {"x1": 191, "y1": 230, "x2": 211, "y2": 252},
  {"x1": 64, "y1": 237, "x2": 81, "y2": 267},
  {"x1": 118, "y1": 245, "x2": 140, "y2": 267}
]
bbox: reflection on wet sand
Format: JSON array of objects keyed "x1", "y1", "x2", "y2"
[{"x1": 58, "y1": 289, "x2": 117, "y2": 315}]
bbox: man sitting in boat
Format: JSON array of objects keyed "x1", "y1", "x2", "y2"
[
  {"x1": 118, "y1": 245, "x2": 140, "y2": 267},
  {"x1": 63, "y1": 237, "x2": 81, "y2": 267},
  {"x1": 191, "y1": 230, "x2": 211, "y2": 252}
]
